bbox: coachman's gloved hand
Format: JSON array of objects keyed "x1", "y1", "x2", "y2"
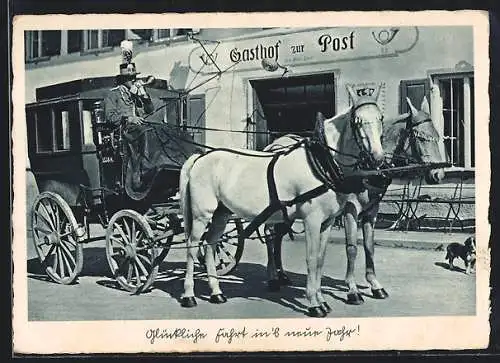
[
  {"x1": 129, "y1": 83, "x2": 148, "y2": 98},
  {"x1": 129, "y1": 76, "x2": 155, "y2": 98}
]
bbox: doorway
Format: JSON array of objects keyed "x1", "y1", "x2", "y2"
[{"x1": 251, "y1": 73, "x2": 335, "y2": 150}]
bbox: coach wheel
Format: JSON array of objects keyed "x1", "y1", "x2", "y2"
[
  {"x1": 105, "y1": 210, "x2": 159, "y2": 294},
  {"x1": 197, "y1": 218, "x2": 245, "y2": 276},
  {"x1": 31, "y1": 192, "x2": 84, "y2": 284}
]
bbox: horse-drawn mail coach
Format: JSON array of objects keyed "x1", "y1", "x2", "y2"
[{"x1": 26, "y1": 76, "x2": 245, "y2": 293}]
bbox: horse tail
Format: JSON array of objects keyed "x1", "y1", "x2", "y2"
[{"x1": 180, "y1": 154, "x2": 200, "y2": 239}]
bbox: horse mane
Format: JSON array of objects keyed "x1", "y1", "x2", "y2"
[{"x1": 324, "y1": 107, "x2": 352, "y2": 126}]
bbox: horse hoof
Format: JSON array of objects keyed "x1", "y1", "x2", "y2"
[
  {"x1": 267, "y1": 279, "x2": 281, "y2": 292},
  {"x1": 346, "y1": 293, "x2": 365, "y2": 305},
  {"x1": 180, "y1": 296, "x2": 197, "y2": 308},
  {"x1": 209, "y1": 294, "x2": 227, "y2": 304},
  {"x1": 308, "y1": 306, "x2": 327, "y2": 318},
  {"x1": 320, "y1": 302, "x2": 332, "y2": 314},
  {"x1": 279, "y1": 274, "x2": 292, "y2": 286},
  {"x1": 372, "y1": 288, "x2": 389, "y2": 299}
]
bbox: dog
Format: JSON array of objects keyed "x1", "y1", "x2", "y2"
[{"x1": 445, "y1": 236, "x2": 476, "y2": 274}]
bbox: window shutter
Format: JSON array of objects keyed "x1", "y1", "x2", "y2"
[
  {"x1": 187, "y1": 94, "x2": 206, "y2": 145},
  {"x1": 399, "y1": 79, "x2": 430, "y2": 114}
]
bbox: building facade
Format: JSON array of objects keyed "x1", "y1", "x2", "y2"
[{"x1": 24, "y1": 26, "x2": 475, "y2": 229}]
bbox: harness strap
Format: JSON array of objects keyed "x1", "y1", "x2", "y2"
[
  {"x1": 241, "y1": 183, "x2": 330, "y2": 239},
  {"x1": 266, "y1": 153, "x2": 290, "y2": 224}
]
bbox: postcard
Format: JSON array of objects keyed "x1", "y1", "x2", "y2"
[{"x1": 12, "y1": 11, "x2": 490, "y2": 354}]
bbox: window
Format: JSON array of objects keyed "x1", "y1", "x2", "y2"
[
  {"x1": 400, "y1": 75, "x2": 475, "y2": 169},
  {"x1": 161, "y1": 97, "x2": 180, "y2": 125},
  {"x1": 436, "y1": 74, "x2": 475, "y2": 168},
  {"x1": 54, "y1": 109, "x2": 71, "y2": 150},
  {"x1": 164, "y1": 95, "x2": 206, "y2": 144},
  {"x1": 399, "y1": 79, "x2": 430, "y2": 114},
  {"x1": 35, "y1": 107, "x2": 53, "y2": 152},
  {"x1": 67, "y1": 30, "x2": 82, "y2": 53},
  {"x1": 35, "y1": 105, "x2": 73, "y2": 153},
  {"x1": 25, "y1": 30, "x2": 61, "y2": 60},
  {"x1": 152, "y1": 29, "x2": 194, "y2": 42},
  {"x1": 185, "y1": 95, "x2": 206, "y2": 145},
  {"x1": 83, "y1": 30, "x2": 125, "y2": 51}
]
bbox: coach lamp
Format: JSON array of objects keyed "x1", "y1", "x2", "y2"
[{"x1": 91, "y1": 100, "x2": 120, "y2": 164}]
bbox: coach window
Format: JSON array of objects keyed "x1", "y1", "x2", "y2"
[
  {"x1": 35, "y1": 107, "x2": 53, "y2": 152},
  {"x1": 25, "y1": 30, "x2": 61, "y2": 61},
  {"x1": 35, "y1": 104, "x2": 73, "y2": 153},
  {"x1": 53, "y1": 106, "x2": 72, "y2": 151}
]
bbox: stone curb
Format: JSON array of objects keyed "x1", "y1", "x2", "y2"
[{"x1": 284, "y1": 228, "x2": 471, "y2": 251}]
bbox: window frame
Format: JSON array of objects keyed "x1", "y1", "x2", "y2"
[
  {"x1": 33, "y1": 104, "x2": 73, "y2": 155},
  {"x1": 151, "y1": 29, "x2": 193, "y2": 44},
  {"x1": 25, "y1": 30, "x2": 61, "y2": 62},
  {"x1": 81, "y1": 29, "x2": 125, "y2": 54},
  {"x1": 431, "y1": 71, "x2": 475, "y2": 170}
]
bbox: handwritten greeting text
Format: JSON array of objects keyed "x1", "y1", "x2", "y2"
[{"x1": 145, "y1": 325, "x2": 360, "y2": 345}]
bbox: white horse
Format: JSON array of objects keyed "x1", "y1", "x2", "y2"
[
  {"x1": 264, "y1": 96, "x2": 447, "y2": 305},
  {"x1": 179, "y1": 85, "x2": 385, "y2": 317}
]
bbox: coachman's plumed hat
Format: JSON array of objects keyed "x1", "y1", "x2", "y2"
[{"x1": 118, "y1": 40, "x2": 140, "y2": 79}]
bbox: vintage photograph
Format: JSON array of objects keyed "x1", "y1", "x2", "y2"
[{"x1": 12, "y1": 12, "x2": 490, "y2": 353}]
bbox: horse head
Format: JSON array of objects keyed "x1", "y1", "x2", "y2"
[
  {"x1": 387, "y1": 96, "x2": 446, "y2": 184},
  {"x1": 345, "y1": 84, "x2": 385, "y2": 167}
]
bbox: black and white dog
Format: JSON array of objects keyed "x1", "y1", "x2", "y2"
[{"x1": 445, "y1": 236, "x2": 476, "y2": 274}]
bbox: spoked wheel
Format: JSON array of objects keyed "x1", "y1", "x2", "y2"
[
  {"x1": 31, "y1": 192, "x2": 84, "y2": 284},
  {"x1": 198, "y1": 218, "x2": 245, "y2": 276},
  {"x1": 105, "y1": 210, "x2": 159, "y2": 294}
]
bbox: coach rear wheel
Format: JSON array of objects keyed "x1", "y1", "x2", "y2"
[
  {"x1": 105, "y1": 209, "x2": 159, "y2": 293},
  {"x1": 31, "y1": 192, "x2": 84, "y2": 284},
  {"x1": 197, "y1": 218, "x2": 245, "y2": 276}
]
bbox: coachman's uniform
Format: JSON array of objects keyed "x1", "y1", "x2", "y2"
[
  {"x1": 102, "y1": 40, "x2": 197, "y2": 200},
  {"x1": 104, "y1": 84, "x2": 156, "y2": 126}
]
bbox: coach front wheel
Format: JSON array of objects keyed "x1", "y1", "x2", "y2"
[{"x1": 105, "y1": 209, "x2": 159, "y2": 294}]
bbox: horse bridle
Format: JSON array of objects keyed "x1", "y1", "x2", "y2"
[
  {"x1": 350, "y1": 102, "x2": 384, "y2": 169},
  {"x1": 393, "y1": 115, "x2": 438, "y2": 164}
]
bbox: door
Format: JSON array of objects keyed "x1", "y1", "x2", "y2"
[{"x1": 251, "y1": 73, "x2": 335, "y2": 150}]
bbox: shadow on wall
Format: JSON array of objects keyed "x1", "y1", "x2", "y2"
[{"x1": 169, "y1": 61, "x2": 190, "y2": 90}]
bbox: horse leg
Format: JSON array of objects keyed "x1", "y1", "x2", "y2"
[
  {"x1": 181, "y1": 218, "x2": 210, "y2": 308},
  {"x1": 316, "y1": 218, "x2": 334, "y2": 314},
  {"x1": 275, "y1": 223, "x2": 292, "y2": 285},
  {"x1": 303, "y1": 215, "x2": 326, "y2": 318},
  {"x1": 265, "y1": 224, "x2": 281, "y2": 291},
  {"x1": 266, "y1": 223, "x2": 292, "y2": 291},
  {"x1": 361, "y1": 213, "x2": 389, "y2": 299},
  {"x1": 203, "y1": 209, "x2": 232, "y2": 303},
  {"x1": 344, "y1": 203, "x2": 364, "y2": 305}
]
